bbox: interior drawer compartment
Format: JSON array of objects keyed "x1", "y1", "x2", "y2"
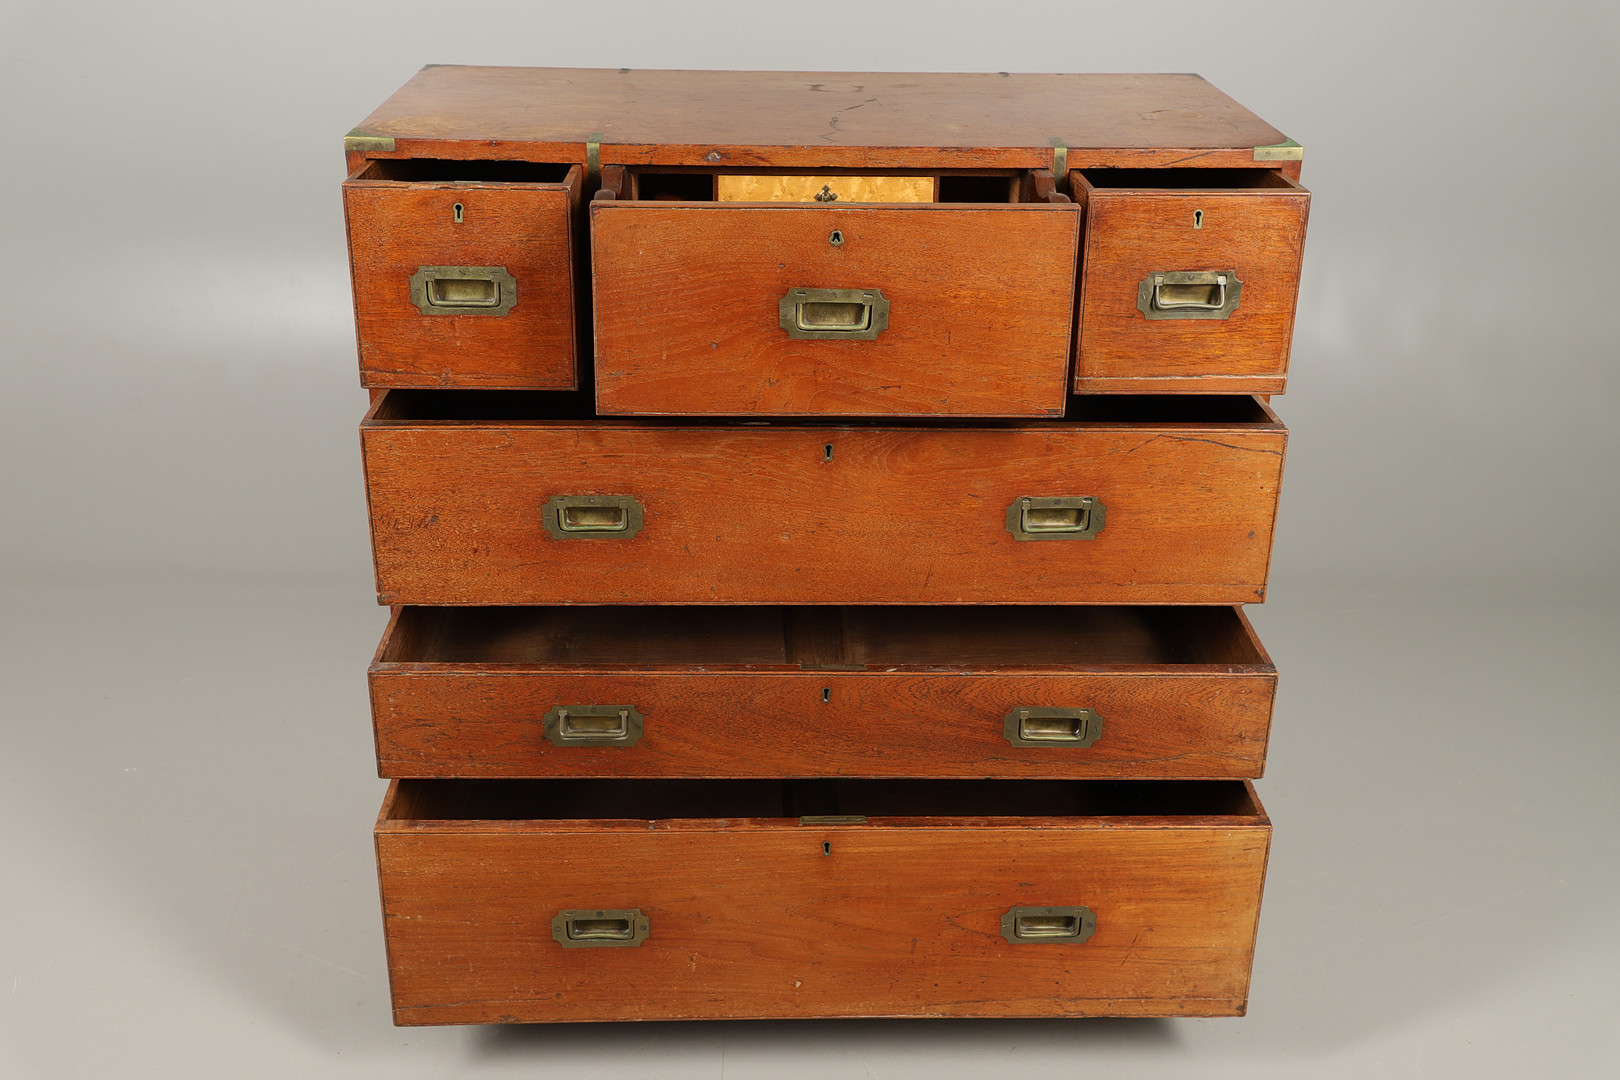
[
  {"x1": 343, "y1": 159, "x2": 583, "y2": 389},
  {"x1": 589, "y1": 167, "x2": 1080, "y2": 417},
  {"x1": 1071, "y1": 168, "x2": 1310, "y2": 395},
  {"x1": 371, "y1": 605, "x2": 1276, "y2": 780},
  {"x1": 377, "y1": 777, "x2": 1271, "y2": 1024},
  {"x1": 361, "y1": 391, "x2": 1286, "y2": 606}
]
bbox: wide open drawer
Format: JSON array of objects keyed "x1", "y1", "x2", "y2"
[
  {"x1": 361, "y1": 391, "x2": 1286, "y2": 606},
  {"x1": 1072, "y1": 168, "x2": 1310, "y2": 395},
  {"x1": 377, "y1": 778, "x2": 1271, "y2": 1024},
  {"x1": 343, "y1": 159, "x2": 583, "y2": 389},
  {"x1": 590, "y1": 168, "x2": 1079, "y2": 417},
  {"x1": 371, "y1": 605, "x2": 1276, "y2": 780}
]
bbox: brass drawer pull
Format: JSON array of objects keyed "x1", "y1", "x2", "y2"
[
  {"x1": 543, "y1": 705, "x2": 644, "y2": 747},
  {"x1": 408, "y1": 266, "x2": 518, "y2": 315},
  {"x1": 1003, "y1": 707, "x2": 1102, "y2": 748},
  {"x1": 551, "y1": 909, "x2": 650, "y2": 948},
  {"x1": 779, "y1": 288, "x2": 890, "y2": 341},
  {"x1": 1137, "y1": 270, "x2": 1242, "y2": 320},
  {"x1": 1005, "y1": 496, "x2": 1105, "y2": 541},
  {"x1": 541, "y1": 496, "x2": 645, "y2": 539},
  {"x1": 1001, "y1": 906, "x2": 1097, "y2": 945}
]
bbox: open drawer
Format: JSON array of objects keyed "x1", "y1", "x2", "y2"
[
  {"x1": 361, "y1": 391, "x2": 1286, "y2": 607},
  {"x1": 1072, "y1": 168, "x2": 1310, "y2": 394},
  {"x1": 370, "y1": 605, "x2": 1276, "y2": 780},
  {"x1": 343, "y1": 159, "x2": 583, "y2": 389},
  {"x1": 589, "y1": 167, "x2": 1080, "y2": 417},
  {"x1": 377, "y1": 777, "x2": 1271, "y2": 1024}
]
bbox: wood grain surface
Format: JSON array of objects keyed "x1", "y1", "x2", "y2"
[
  {"x1": 375, "y1": 778, "x2": 1271, "y2": 1023},
  {"x1": 343, "y1": 162, "x2": 581, "y2": 388},
  {"x1": 347, "y1": 67, "x2": 1292, "y2": 172},
  {"x1": 1073, "y1": 170, "x2": 1310, "y2": 393},
  {"x1": 369, "y1": 606, "x2": 1276, "y2": 779},
  {"x1": 360, "y1": 394, "x2": 1287, "y2": 606},
  {"x1": 591, "y1": 202, "x2": 1078, "y2": 416}
]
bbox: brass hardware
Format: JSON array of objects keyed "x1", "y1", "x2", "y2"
[
  {"x1": 586, "y1": 133, "x2": 603, "y2": 179},
  {"x1": 343, "y1": 129, "x2": 396, "y2": 153},
  {"x1": 409, "y1": 266, "x2": 517, "y2": 316},
  {"x1": 1050, "y1": 138, "x2": 1068, "y2": 178},
  {"x1": 716, "y1": 175, "x2": 933, "y2": 203},
  {"x1": 1005, "y1": 496, "x2": 1105, "y2": 541},
  {"x1": 543, "y1": 705, "x2": 644, "y2": 747},
  {"x1": 799, "y1": 815, "x2": 867, "y2": 825},
  {"x1": 551, "y1": 909, "x2": 649, "y2": 948},
  {"x1": 541, "y1": 495, "x2": 646, "y2": 539},
  {"x1": 828, "y1": 230, "x2": 844, "y2": 246},
  {"x1": 1193, "y1": 208, "x2": 1203, "y2": 229},
  {"x1": 453, "y1": 203, "x2": 464, "y2": 224},
  {"x1": 1003, "y1": 707, "x2": 1103, "y2": 748},
  {"x1": 1137, "y1": 271, "x2": 1243, "y2": 320},
  {"x1": 1001, "y1": 906, "x2": 1097, "y2": 945},
  {"x1": 1253, "y1": 138, "x2": 1304, "y2": 162},
  {"x1": 779, "y1": 288, "x2": 889, "y2": 341}
]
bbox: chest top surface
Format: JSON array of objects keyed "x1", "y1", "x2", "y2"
[{"x1": 348, "y1": 66, "x2": 1295, "y2": 170}]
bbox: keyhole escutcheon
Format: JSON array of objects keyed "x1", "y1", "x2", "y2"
[
  {"x1": 453, "y1": 202, "x2": 465, "y2": 224},
  {"x1": 1193, "y1": 208, "x2": 1204, "y2": 229}
]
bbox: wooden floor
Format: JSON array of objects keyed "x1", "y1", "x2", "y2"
[{"x1": 4, "y1": 576, "x2": 1615, "y2": 1076}]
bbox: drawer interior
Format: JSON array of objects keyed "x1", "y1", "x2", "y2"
[
  {"x1": 365, "y1": 389, "x2": 1278, "y2": 426},
  {"x1": 385, "y1": 777, "x2": 1263, "y2": 823},
  {"x1": 350, "y1": 159, "x2": 575, "y2": 185},
  {"x1": 379, "y1": 605, "x2": 1268, "y2": 670},
  {"x1": 621, "y1": 168, "x2": 1032, "y2": 204},
  {"x1": 1077, "y1": 167, "x2": 1296, "y2": 191}
]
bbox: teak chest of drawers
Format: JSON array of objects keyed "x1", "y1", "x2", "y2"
[{"x1": 343, "y1": 66, "x2": 1307, "y2": 1025}]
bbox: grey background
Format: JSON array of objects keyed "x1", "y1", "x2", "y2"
[{"x1": 2, "y1": 1, "x2": 1617, "y2": 1076}]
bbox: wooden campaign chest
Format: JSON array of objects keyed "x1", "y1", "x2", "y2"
[{"x1": 342, "y1": 66, "x2": 1307, "y2": 1024}]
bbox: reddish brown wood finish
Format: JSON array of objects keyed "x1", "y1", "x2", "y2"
[
  {"x1": 370, "y1": 606, "x2": 1276, "y2": 779},
  {"x1": 591, "y1": 201, "x2": 1078, "y2": 416},
  {"x1": 343, "y1": 162, "x2": 582, "y2": 388},
  {"x1": 360, "y1": 393, "x2": 1287, "y2": 606},
  {"x1": 375, "y1": 778, "x2": 1271, "y2": 1023},
  {"x1": 348, "y1": 67, "x2": 1293, "y2": 172},
  {"x1": 1072, "y1": 170, "x2": 1310, "y2": 394}
]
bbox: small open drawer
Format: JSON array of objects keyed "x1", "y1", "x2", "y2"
[
  {"x1": 589, "y1": 167, "x2": 1080, "y2": 417},
  {"x1": 377, "y1": 777, "x2": 1270, "y2": 1024},
  {"x1": 1071, "y1": 167, "x2": 1310, "y2": 395},
  {"x1": 343, "y1": 159, "x2": 583, "y2": 389},
  {"x1": 370, "y1": 605, "x2": 1276, "y2": 780}
]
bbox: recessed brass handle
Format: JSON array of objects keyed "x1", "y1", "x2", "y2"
[
  {"x1": 541, "y1": 496, "x2": 645, "y2": 539},
  {"x1": 1003, "y1": 707, "x2": 1102, "y2": 748},
  {"x1": 1137, "y1": 270, "x2": 1242, "y2": 320},
  {"x1": 779, "y1": 288, "x2": 890, "y2": 341},
  {"x1": 409, "y1": 266, "x2": 518, "y2": 315},
  {"x1": 551, "y1": 909, "x2": 650, "y2": 948},
  {"x1": 543, "y1": 705, "x2": 644, "y2": 747},
  {"x1": 1001, "y1": 906, "x2": 1097, "y2": 944},
  {"x1": 1005, "y1": 496, "x2": 1105, "y2": 541}
]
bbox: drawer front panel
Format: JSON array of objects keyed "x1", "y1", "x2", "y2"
[
  {"x1": 372, "y1": 671, "x2": 1275, "y2": 779},
  {"x1": 1074, "y1": 179, "x2": 1309, "y2": 393},
  {"x1": 344, "y1": 167, "x2": 580, "y2": 389},
  {"x1": 362, "y1": 418, "x2": 1285, "y2": 606},
  {"x1": 377, "y1": 787, "x2": 1270, "y2": 1023},
  {"x1": 591, "y1": 204, "x2": 1079, "y2": 416}
]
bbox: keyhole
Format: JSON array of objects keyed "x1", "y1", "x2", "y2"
[
  {"x1": 822, "y1": 842, "x2": 832, "y2": 856},
  {"x1": 822, "y1": 687, "x2": 831, "y2": 702},
  {"x1": 453, "y1": 203, "x2": 465, "y2": 224},
  {"x1": 823, "y1": 444, "x2": 833, "y2": 462},
  {"x1": 829, "y1": 229, "x2": 844, "y2": 246},
  {"x1": 1193, "y1": 208, "x2": 1204, "y2": 229}
]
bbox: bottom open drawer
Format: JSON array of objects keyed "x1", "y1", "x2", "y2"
[{"x1": 377, "y1": 778, "x2": 1270, "y2": 1024}]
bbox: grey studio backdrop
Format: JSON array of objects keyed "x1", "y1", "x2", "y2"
[{"x1": 1, "y1": 2, "x2": 1617, "y2": 1078}]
